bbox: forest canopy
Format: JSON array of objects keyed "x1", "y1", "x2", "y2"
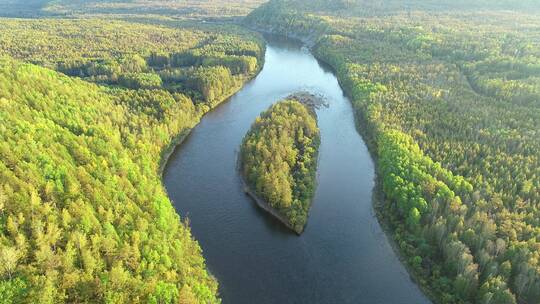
[
  {"x1": 0, "y1": 18, "x2": 264, "y2": 106},
  {"x1": 1, "y1": 0, "x2": 540, "y2": 302},
  {"x1": 0, "y1": 18, "x2": 263, "y2": 303},
  {"x1": 252, "y1": 0, "x2": 540, "y2": 17},
  {"x1": 241, "y1": 99, "x2": 320, "y2": 234},
  {"x1": 43, "y1": 0, "x2": 266, "y2": 17}
]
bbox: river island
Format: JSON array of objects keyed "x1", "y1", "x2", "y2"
[{"x1": 240, "y1": 93, "x2": 322, "y2": 234}]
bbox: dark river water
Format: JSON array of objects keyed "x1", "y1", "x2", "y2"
[{"x1": 164, "y1": 35, "x2": 431, "y2": 304}]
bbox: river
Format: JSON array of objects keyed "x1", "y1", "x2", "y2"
[{"x1": 163, "y1": 35, "x2": 431, "y2": 304}]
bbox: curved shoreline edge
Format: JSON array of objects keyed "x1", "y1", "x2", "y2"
[
  {"x1": 232, "y1": 122, "x2": 304, "y2": 235},
  {"x1": 311, "y1": 52, "x2": 436, "y2": 302},
  {"x1": 157, "y1": 44, "x2": 266, "y2": 296},
  {"x1": 241, "y1": 175, "x2": 303, "y2": 234},
  {"x1": 313, "y1": 45, "x2": 437, "y2": 304},
  {"x1": 158, "y1": 49, "x2": 265, "y2": 178},
  {"x1": 310, "y1": 46, "x2": 436, "y2": 303}
]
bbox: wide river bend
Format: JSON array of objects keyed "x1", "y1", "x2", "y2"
[{"x1": 164, "y1": 35, "x2": 431, "y2": 304}]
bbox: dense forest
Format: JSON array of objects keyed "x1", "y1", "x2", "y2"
[
  {"x1": 0, "y1": 0, "x2": 266, "y2": 18},
  {"x1": 2, "y1": 0, "x2": 540, "y2": 303},
  {"x1": 249, "y1": 0, "x2": 540, "y2": 15},
  {"x1": 241, "y1": 100, "x2": 320, "y2": 234},
  {"x1": 43, "y1": 0, "x2": 266, "y2": 17},
  {"x1": 0, "y1": 19, "x2": 264, "y2": 106},
  {"x1": 0, "y1": 18, "x2": 263, "y2": 303},
  {"x1": 247, "y1": 1, "x2": 540, "y2": 303}
]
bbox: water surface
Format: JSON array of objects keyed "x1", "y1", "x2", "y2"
[{"x1": 164, "y1": 35, "x2": 431, "y2": 304}]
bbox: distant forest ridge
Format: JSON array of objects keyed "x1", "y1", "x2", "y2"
[
  {"x1": 4, "y1": 0, "x2": 540, "y2": 18},
  {"x1": 262, "y1": 0, "x2": 540, "y2": 15},
  {"x1": 0, "y1": 0, "x2": 265, "y2": 17},
  {"x1": 27, "y1": 0, "x2": 266, "y2": 17}
]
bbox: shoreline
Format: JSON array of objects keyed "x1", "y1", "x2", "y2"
[
  {"x1": 312, "y1": 48, "x2": 438, "y2": 303},
  {"x1": 158, "y1": 127, "x2": 194, "y2": 177},
  {"x1": 156, "y1": 52, "x2": 265, "y2": 295},
  {"x1": 241, "y1": 176, "x2": 303, "y2": 235},
  {"x1": 158, "y1": 60, "x2": 264, "y2": 178},
  {"x1": 311, "y1": 44, "x2": 439, "y2": 304},
  {"x1": 158, "y1": 27, "x2": 266, "y2": 178}
]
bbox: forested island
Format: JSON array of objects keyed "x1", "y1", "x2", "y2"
[{"x1": 240, "y1": 98, "x2": 320, "y2": 234}]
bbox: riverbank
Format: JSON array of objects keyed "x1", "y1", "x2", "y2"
[
  {"x1": 311, "y1": 46, "x2": 440, "y2": 304},
  {"x1": 158, "y1": 62, "x2": 264, "y2": 178},
  {"x1": 155, "y1": 56, "x2": 266, "y2": 296},
  {"x1": 311, "y1": 44, "x2": 443, "y2": 304},
  {"x1": 159, "y1": 127, "x2": 195, "y2": 177}
]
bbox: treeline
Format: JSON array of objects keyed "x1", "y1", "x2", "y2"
[
  {"x1": 247, "y1": 2, "x2": 540, "y2": 303},
  {"x1": 43, "y1": 0, "x2": 266, "y2": 17},
  {"x1": 249, "y1": 0, "x2": 540, "y2": 17},
  {"x1": 241, "y1": 100, "x2": 320, "y2": 233},
  {"x1": 0, "y1": 19, "x2": 264, "y2": 105},
  {"x1": 0, "y1": 18, "x2": 263, "y2": 302}
]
